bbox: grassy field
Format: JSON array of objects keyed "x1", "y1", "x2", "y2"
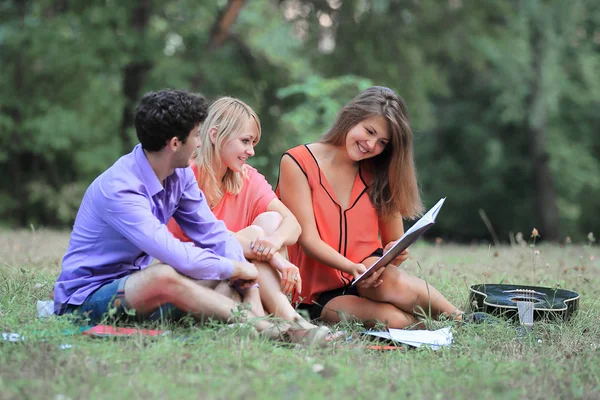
[{"x1": 1, "y1": 229, "x2": 600, "y2": 399}]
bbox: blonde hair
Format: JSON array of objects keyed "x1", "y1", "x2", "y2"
[
  {"x1": 320, "y1": 86, "x2": 423, "y2": 219},
  {"x1": 194, "y1": 97, "x2": 261, "y2": 199}
]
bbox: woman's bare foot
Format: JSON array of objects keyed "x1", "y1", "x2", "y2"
[
  {"x1": 293, "y1": 315, "x2": 318, "y2": 330},
  {"x1": 285, "y1": 325, "x2": 333, "y2": 347}
]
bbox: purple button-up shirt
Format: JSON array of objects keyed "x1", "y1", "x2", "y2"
[{"x1": 54, "y1": 144, "x2": 245, "y2": 314}]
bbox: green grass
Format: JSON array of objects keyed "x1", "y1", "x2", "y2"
[{"x1": 1, "y1": 229, "x2": 600, "y2": 399}]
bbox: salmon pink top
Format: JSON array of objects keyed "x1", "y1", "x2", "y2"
[
  {"x1": 279, "y1": 145, "x2": 381, "y2": 305},
  {"x1": 168, "y1": 163, "x2": 276, "y2": 240}
]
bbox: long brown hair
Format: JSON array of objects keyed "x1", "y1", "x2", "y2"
[
  {"x1": 320, "y1": 86, "x2": 423, "y2": 219},
  {"x1": 194, "y1": 97, "x2": 261, "y2": 200}
]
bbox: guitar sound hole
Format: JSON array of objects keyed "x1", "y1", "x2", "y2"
[{"x1": 510, "y1": 296, "x2": 543, "y2": 304}]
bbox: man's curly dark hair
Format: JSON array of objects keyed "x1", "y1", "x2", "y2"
[{"x1": 134, "y1": 89, "x2": 209, "y2": 152}]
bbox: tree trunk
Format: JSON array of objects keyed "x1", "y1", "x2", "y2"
[
  {"x1": 208, "y1": 0, "x2": 247, "y2": 49},
  {"x1": 528, "y1": 125, "x2": 560, "y2": 241},
  {"x1": 527, "y1": 18, "x2": 560, "y2": 241},
  {"x1": 118, "y1": 0, "x2": 152, "y2": 154}
]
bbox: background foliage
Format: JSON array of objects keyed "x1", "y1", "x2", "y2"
[{"x1": 1, "y1": 0, "x2": 599, "y2": 242}]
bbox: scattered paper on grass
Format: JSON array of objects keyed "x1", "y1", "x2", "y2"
[
  {"x1": 37, "y1": 300, "x2": 54, "y2": 318},
  {"x1": 311, "y1": 363, "x2": 324, "y2": 373},
  {"x1": 364, "y1": 327, "x2": 453, "y2": 350},
  {"x1": 2, "y1": 332, "x2": 73, "y2": 349},
  {"x1": 2, "y1": 332, "x2": 24, "y2": 342}
]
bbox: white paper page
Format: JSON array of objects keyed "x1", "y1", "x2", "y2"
[
  {"x1": 363, "y1": 331, "x2": 392, "y2": 340},
  {"x1": 389, "y1": 326, "x2": 453, "y2": 348},
  {"x1": 363, "y1": 327, "x2": 453, "y2": 350},
  {"x1": 403, "y1": 197, "x2": 446, "y2": 236}
]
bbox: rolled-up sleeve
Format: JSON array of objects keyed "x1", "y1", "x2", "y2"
[{"x1": 100, "y1": 185, "x2": 234, "y2": 281}]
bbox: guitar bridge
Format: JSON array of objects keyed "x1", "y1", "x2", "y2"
[{"x1": 503, "y1": 289, "x2": 541, "y2": 329}]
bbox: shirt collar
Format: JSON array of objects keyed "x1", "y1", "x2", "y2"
[{"x1": 133, "y1": 144, "x2": 164, "y2": 196}]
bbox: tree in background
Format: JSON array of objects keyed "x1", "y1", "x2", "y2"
[
  {"x1": 276, "y1": 0, "x2": 600, "y2": 242},
  {"x1": 0, "y1": 0, "x2": 298, "y2": 226},
  {"x1": 1, "y1": 0, "x2": 599, "y2": 242},
  {"x1": 468, "y1": 0, "x2": 600, "y2": 241}
]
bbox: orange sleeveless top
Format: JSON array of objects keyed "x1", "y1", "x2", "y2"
[{"x1": 280, "y1": 145, "x2": 381, "y2": 305}]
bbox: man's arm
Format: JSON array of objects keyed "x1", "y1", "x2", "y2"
[
  {"x1": 100, "y1": 185, "x2": 235, "y2": 281},
  {"x1": 174, "y1": 171, "x2": 246, "y2": 263}
]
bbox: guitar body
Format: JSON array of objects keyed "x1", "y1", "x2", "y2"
[{"x1": 469, "y1": 284, "x2": 580, "y2": 322}]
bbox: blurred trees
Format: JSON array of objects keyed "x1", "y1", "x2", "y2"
[{"x1": 1, "y1": 0, "x2": 599, "y2": 242}]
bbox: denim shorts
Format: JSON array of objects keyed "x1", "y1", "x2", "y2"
[{"x1": 63, "y1": 275, "x2": 187, "y2": 324}]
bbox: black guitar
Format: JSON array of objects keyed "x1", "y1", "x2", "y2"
[{"x1": 469, "y1": 284, "x2": 580, "y2": 322}]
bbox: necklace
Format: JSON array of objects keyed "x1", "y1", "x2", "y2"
[
  {"x1": 209, "y1": 198, "x2": 220, "y2": 209},
  {"x1": 207, "y1": 187, "x2": 224, "y2": 210}
]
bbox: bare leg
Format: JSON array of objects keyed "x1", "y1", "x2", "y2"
[
  {"x1": 195, "y1": 271, "x2": 266, "y2": 318},
  {"x1": 240, "y1": 286, "x2": 267, "y2": 318},
  {"x1": 234, "y1": 213, "x2": 291, "y2": 271},
  {"x1": 236, "y1": 212, "x2": 317, "y2": 329},
  {"x1": 212, "y1": 280, "x2": 242, "y2": 303},
  {"x1": 123, "y1": 263, "x2": 278, "y2": 335},
  {"x1": 320, "y1": 295, "x2": 419, "y2": 329},
  {"x1": 358, "y1": 257, "x2": 463, "y2": 319},
  {"x1": 255, "y1": 262, "x2": 315, "y2": 329}
]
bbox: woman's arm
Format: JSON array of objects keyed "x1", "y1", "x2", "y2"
[
  {"x1": 279, "y1": 155, "x2": 358, "y2": 276},
  {"x1": 264, "y1": 198, "x2": 302, "y2": 247},
  {"x1": 378, "y1": 212, "x2": 409, "y2": 266},
  {"x1": 233, "y1": 219, "x2": 302, "y2": 295},
  {"x1": 248, "y1": 197, "x2": 303, "y2": 261}
]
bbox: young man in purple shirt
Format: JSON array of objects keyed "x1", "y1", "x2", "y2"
[{"x1": 53, "y1": 89, "x2": 288, "y2": 337}]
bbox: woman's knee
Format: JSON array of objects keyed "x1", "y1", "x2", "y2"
[
  {"x1": 252, "y1": 212, "x2": 282, "y2": 234},
  {"x1": 377, "y1": 267, "x2": 410, "y2": 294},
  {"x1": 241, "y1": 224, "x2": 265, "y2": 240}
]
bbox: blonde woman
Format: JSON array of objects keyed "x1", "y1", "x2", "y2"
[{"x1": 167, "y1": 97, "x2": 330, "y2": 343}]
